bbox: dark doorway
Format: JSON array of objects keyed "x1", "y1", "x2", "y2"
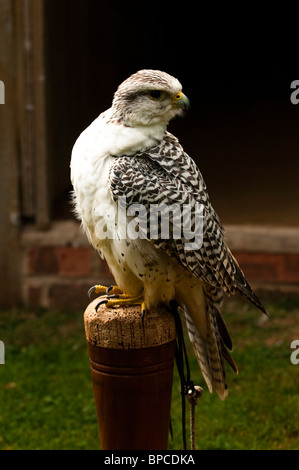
[{"x1": 44, "y1": 1, "x2": 299, "y2": 226}]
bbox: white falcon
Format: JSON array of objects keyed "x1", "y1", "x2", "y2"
[{"x1": 71, "y1": 69, "x2": 266, "y2": 400}]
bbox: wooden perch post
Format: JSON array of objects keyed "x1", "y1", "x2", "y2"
[{"x1": 84, "y1": 298, "x2": 177, "y2": 450}]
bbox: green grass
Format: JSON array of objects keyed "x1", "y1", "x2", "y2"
[
  {"x1": 0, "y1": 309, "x2": 99, "y2": 450},
  {"x1": 0, "y1": 294, "x2": 299, "y2": 450}
]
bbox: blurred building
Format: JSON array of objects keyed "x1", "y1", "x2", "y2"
[{"x1": 1, "y1": 0, "x2": 299, "y2": 309}]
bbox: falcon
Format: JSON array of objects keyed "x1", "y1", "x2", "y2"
[{"x1": 71, "y1": 69, "x2": 266, "y2": 400}]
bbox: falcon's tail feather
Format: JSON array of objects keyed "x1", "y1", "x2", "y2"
[
  {"x1": 179, "y1": 286, "x2": 238, "y2": 400},
  {"x1": 221, "y1": 339, "x2": 238, "y2": 374},
  {"x1": 182, "y1": 305, "x2": 228, "y2": 400},
  {"x1": 176, "y1": 276, "x2": 242, "y2": 400}
]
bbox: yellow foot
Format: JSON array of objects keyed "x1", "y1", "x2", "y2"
[
  {"x1": 95, "y1": 294, "x2": 147, "y2": 320},
  {"x1": 88, "y1": 284, "x2": 123, "y2": 299},
  {"x1": 88, "y1": 284, "x2": 147, "y2": 319}
]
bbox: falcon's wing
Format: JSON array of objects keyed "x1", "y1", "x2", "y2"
[{"x1": 109, "y1": 131, "x2": 265, "y2": 313}]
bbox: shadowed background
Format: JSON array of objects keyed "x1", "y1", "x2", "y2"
[{"x1": 0, "y1": 0, "x2": 299, "y2": 451}]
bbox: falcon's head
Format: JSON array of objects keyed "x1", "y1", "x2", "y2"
[{"x1": 111, "y1": 69, "x2": 190, "y2": 127}]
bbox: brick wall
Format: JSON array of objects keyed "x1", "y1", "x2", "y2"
[
  {"x1": 21, "y1": 222, "x2": 299, "y2": 310},
  {"x1": 21, "y1": 221, "x2": 114, "y2": 310},
  {"x1": 234, "y1": 252, "x2": 299, "y2": 285},
  {"x1": 226, "y1": 225, "x2": 299, "y2": 293}
]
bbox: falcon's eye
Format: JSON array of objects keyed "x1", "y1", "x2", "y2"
[{"x1": 148, "y1": 90, "x2": 163, "y2": 100}]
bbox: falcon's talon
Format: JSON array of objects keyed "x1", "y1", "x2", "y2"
[
  {"x1": 106, "y1": 294, "x2": 120, "y2": 300},
  {"x1": 88, "y1": 286, "x2": 96, "y2": 299},
  {"x1": 95, "y1": 299, "x2": 108, "y2": 312},
  {"x1": 88, "y1": 284, "x2": 123, "y2": 300},
  {"x1": 94, "y1": 293, "x2": 145, "y2": 316},
  {"x1": 141, "y1": 301, "x2": 147, "y2": 324},
  {"x1": 106, "y1": 285, "x2": 123, "y2": 295}
]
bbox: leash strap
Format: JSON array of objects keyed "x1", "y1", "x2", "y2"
[{"x1": 170, "y1": 301, "x2": 203, "y2": 450}]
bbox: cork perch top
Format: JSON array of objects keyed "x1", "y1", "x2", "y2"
[{"x1": 84, "y1": 298, "x2": 176, "y2": 349}]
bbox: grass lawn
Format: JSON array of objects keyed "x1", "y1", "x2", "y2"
[{"x1": 0, "y1": 293, "x2": 299, "y2": 450}]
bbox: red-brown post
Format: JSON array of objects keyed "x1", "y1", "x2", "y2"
[{"x1": 84, "y1": 299, "x2": 176, "y2": 450}]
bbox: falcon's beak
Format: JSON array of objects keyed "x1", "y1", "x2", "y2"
[{"x1": 171, "y1": 92, "x2": 190, "y2": 110}]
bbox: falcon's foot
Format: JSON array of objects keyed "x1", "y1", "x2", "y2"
[
  {"x1": 88, "y1": 284, "x2": 123, "y2": 299},
  {"x1": 96, "y1": 293, "x2": 144, "y2": 310},
  {"x1": 88, "y1": 284, "x2": 147, "y2": 320},
  {"x1": 95, "y1": 293, "x2": 147, "y2": 321}
]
